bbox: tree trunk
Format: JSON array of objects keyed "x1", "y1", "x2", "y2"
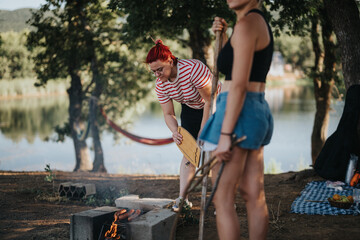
[
  {"x1": 324, "y1": 0, "x2": 360, "y2": 89},
  {"x1": 311, "y1": 81, "x2": 333, "y2": 164},
  {"x1": 68, "y1": 72, "x2": 92, "y2": 172},
  {"x1": 311, "y1": 7, "x2": 337, "y2": 165},
  {"x1": 74, "y1": 4, "x2": 106, "y2": 173},
  {"x1": 90, "y1": 58, "x2": 107, "y2": 173},
  {"x1": 188, "y1": 28, "x2": 212, "y2": 66}
]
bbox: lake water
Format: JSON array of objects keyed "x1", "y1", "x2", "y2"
[{"x1": 0, "y1": 85, "x2": 344, "y2": 174}]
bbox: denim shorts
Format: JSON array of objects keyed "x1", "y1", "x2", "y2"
[{"x1": 199, "y1": 91, "x2": 273, "y2": 150}]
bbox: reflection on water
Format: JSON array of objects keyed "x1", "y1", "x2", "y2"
[
  {"x1": 266, "y1": 85, "x2": 315, "y2": 113},
  {"x1": 0, "y1": 85, "x2": 344, "y2": 174},
  {"x1": 264, "y1": 85, "x2": 343, "y2": 173},
  {"x1": 0, "y1": 97, "x2": 68, "y2": 143}
]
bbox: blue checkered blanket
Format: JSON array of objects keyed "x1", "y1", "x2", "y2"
[{"x1": 291, "y1": 181, "x2": 359, "y2": 215}]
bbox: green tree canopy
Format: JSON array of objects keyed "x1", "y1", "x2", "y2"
[
  {"x1": 109, "y1": 0, "x2": 235, "y2": 65},
  {"x1": 0, "y1": 31, "x2": 35, "y2": 79},
  {"x1": 27, "y1": 0, "x2": 153, "y2": 172}
]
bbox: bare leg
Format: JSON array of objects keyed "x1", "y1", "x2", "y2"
[
  {"x1": 212, "y1": 147, "x2": 248, "y2": 240},
  {"x1": 179, "y1": 156, "x2": 196, "y2": 199},
  {"x1": 238, "y1": 147, "x2": 268, "y2": 240}
]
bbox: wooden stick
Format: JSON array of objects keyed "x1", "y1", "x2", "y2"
[
  {"x1": 169, "y1": 135, "x2": 246, "y2": 240},
  {"x1": 198, "y1": 29, "x2": 222, "y2": 240},
  {"x1": 209, "y1": 30, "x2": 223, "y2": 114}
]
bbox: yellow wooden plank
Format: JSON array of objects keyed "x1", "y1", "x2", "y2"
[{"x1": 176, "y1": 127, "x2": 200, "y2": 167}]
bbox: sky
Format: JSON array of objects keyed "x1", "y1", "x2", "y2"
[{"x1": 0, "y1": 0, "x2": 47, "y2": 10}]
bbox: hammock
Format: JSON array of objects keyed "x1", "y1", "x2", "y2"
[{"x1": 100, "y1": 108, "x2": 174, "y2": 146}]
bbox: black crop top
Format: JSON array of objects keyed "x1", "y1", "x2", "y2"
[{"x1": 217, "y1": 9, "x2": 274, "y2": 82}]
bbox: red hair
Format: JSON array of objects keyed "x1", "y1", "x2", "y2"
[{"x1": 145, "y1": 39, "x2": 177, "y2": 65}]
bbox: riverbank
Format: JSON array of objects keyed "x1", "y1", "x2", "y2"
[
  {"x1": 0, "y1": 170, "x2": 359, "y2": 240},
  {"x1": 0, "y1": 78, "x2": 68, "y2": 100}
]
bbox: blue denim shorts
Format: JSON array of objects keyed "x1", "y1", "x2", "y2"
[{"x1": 199, "y1": 91, "x2": 273, "y2": 150}]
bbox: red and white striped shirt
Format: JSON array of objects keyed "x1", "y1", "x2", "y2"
[{"x1": 155, "y1": 59, "x2": 221, "y2": 109}]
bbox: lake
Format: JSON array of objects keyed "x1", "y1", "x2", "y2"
[{"x1": 0, "y1": 84, "x2": 344, "y2": 174}]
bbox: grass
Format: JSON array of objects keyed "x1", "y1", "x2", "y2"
[
  {"x1": 83, "y1": 188, "x2": 130, "y2": 207},
  {"x1": 0, "y1": 78, "x2": 68, "y2": 98},
  {"x1": 269, "y1": 201, "x2": 284, "y2": 232}
]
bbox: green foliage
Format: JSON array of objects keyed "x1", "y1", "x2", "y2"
[
  {"x1": 264, "y1": 0, "x2": 321, "y2": 37},
  {"x1": 54, "y1": 122, "x2": 71, "y2": 142},
  {"x1": 84, "y1": 188, "x2": 129, "y2": 207},
  {"x1": 26, "y1": 1, "x2": 87, "y2": 84},
  {"x1": 26, "y1": 0, "x2": 154, "y2": 147},
  {"x1": 178, "y1": 201, "x2": 198, "y2": 226},
  {"x1": 44, "y1": 164, "x2": 56, "y2": 183},
  {"x1": 109, "y1": 0, "x2": 235, "y2": 63},
  {"x1": 109, "y1": 0, "x2": 234, "y2": 41},
  {"x1": 44, "y1": 163, "x2": 57, "y2": 195},
  {"x1": 0, "y1": 31, "x2": 35, "y2": 79},
  {"x1": 265, "y1": 0, "x2": 342, "y2": 85},
  {"x1": 274, "y1": 34, "x2": 313, "y2": 71}
]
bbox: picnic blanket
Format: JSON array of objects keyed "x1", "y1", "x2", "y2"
[{"x1": 291, "y1": 181, "x2": 359, "y2": 215}]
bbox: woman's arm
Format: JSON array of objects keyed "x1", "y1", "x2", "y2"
[
  {"x1": 197, "y1": 83, "x2": 212, "y2": 135},
  {"x1": 160, "y1": 100, "x2": 182, "y2": 144}
]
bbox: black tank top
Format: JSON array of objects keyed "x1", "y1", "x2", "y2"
[{"x1": 217, "y1": 9, "x2": 273, "y2": 82}]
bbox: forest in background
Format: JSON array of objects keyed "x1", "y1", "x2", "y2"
[
  {"x1": 1, "y1": 0, "x2": 359, "y2": 172},
  {"x1": 0, "y1": 7, "x2": 319, "y2": 98}
]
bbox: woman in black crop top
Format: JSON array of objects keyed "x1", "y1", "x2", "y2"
[{"x1": 199, "y1": 0, "x2": 274, "y2": 239}]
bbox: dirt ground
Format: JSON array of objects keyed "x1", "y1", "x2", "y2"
[{"x1": 0, "y1": 169, "x2": 359, "y2": 240}]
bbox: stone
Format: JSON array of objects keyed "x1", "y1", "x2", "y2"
[
  {"x1": 128, "y1": 208, "x2": 176, "y2": 240},
  {"x1": 70, "y1": 206, "x2": 119, "y2": 240},
  {"x1": 115, "y1": 195, "x2": 174, "y2": 211},
  {"x1": 59, "y1": 182, "x2": 96, "y2": 199},
  {"x1": 70, "y1": 196, "x2": 177, "y2": 240}
]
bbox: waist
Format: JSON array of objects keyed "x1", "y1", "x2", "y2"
[
  {"x1": 221, "y1": 81, "x2": 266, "y2": 93},
  {"x1": 218, "y1": 91, "x2": 266, "y2": 102}
]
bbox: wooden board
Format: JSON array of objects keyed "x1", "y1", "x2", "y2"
[{"x1": 176, "y1": 127, "x2": 201, "y2": 167}]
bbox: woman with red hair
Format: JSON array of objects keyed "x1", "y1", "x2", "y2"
[{"x1": 146, "y1": 39, "x2": 220, "y2": 211}]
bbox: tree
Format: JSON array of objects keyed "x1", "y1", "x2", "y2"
[
  {"x1": 0, "y1": 31, "x2": 34, "y2": 79},
  {"x1": 27, "y1": 0, "x2": 94, "y2": 171},
  {"x1": 323, "y1": 0, "x2": 360, "y2": 89},
  {"x1": 108, "y1": 0, "x2": 235, "y2": 66},
  {"x1": 265, "y1": 0, "x2": 340, "y2": 165},
  {"x1": 27, "y1": 0, "x2": 152, "y2": 172}
]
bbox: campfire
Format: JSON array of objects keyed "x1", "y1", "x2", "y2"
[
  {"x1": 71, "y1": 195, "x2": 176, "y2": 240},
  {"x1": 100, "y1": 208, "x2": 142, "y2": 240}
]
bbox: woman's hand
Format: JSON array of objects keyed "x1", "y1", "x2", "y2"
[
  {"x1": 213, "y1": 134, "x2": 232, "y2": 162},
  {"x1": 172, "y1": 131, "x2": 183, "y2": 145},
  {"x1": 212, "y1": 17, "x2": 228, "y2": 35}
]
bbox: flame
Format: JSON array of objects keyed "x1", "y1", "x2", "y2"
[
  {"x1": 104, "y1": 208, "x2": 141, "y2": 239},
  {"x1": 104, "y1": 209, "x2": 127, "y2": 239}
]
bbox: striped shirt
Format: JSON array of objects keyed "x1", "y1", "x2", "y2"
[{"x1": 155, "y1": 59, "x2": 221, "y2": 109}]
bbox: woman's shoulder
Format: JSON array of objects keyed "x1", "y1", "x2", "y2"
[
  {"x1": 179, "y1": 59, "x2": 202, "y2": 65},
  {"x1": 178, "y1": 59, "x2": 206, "y2": 72},
  {"x1": 232, "y1": 15, "x2": 258, "y2": 44},
  {"x1": 155, "y1": 78, "x2": 165, "y2": 87},
  {"x1": 235, "y1": 15, "x2": 256, "y2": 32}
]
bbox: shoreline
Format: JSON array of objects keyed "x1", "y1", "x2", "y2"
[
  {"x1": 0, "y1": 168, "x2": 307, "y2": 176},
  {"x1": 0, "y1": 91, "x2": 67, "y2": 100}
]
